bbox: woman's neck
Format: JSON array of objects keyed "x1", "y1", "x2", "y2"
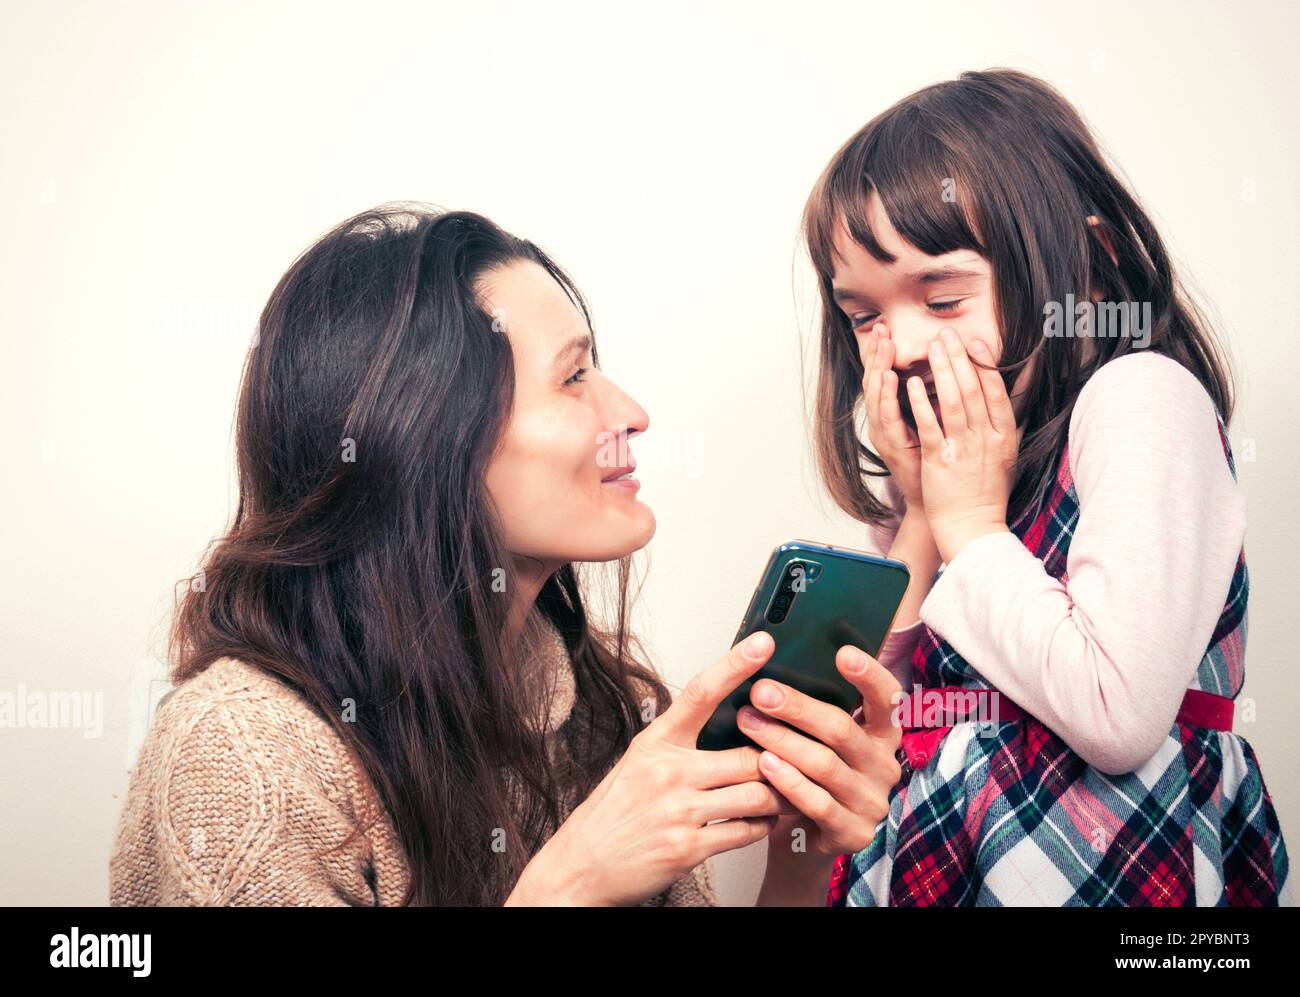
[{"x1": 504, "y1": 555, "x2": 562, "y2": 648}]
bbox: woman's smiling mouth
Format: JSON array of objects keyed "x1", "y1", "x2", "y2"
[{"x1": 601, "y1": 461, "x2": 640, "y2": 490}]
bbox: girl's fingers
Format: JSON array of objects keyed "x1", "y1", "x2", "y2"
[
  {"x1": 927, "y1": 336, "x2": 968, "y2": 434},
  {"x1": 879, "y1": 368, "x2": 914, "y2": 451},
  {"x1": 864, "y1": 327, "x2": 884, "y2": 425},
  {"x1": 939, "y1": 328, "x2": 989, "y2": 428},
  {"x1": 743, "y1": 678, "x2": 874, "y2": 775},
  {"x1": 969, "y1": 339, "x2": 1014, "y2": 434},
  {"x1": 754, "y1": 750, "x2": 854, "y2": 841},
  {"x1": 854, "y1": 322, "x2": 878, "y2": 371},
  {"x1": 906, "y1": 375, "x2": 945, "y2": 453},
  {"x1": 856, "y1": 324, "x2": 885, "y2": 434},
  {"x1": 737, "y1": 709, "x2": 860, "y2": 802},
  {"x1": 841, "y1": 647, "x2": 904, "y2": 751},
  {"x1": 853, "y1": 323, "x2": 879, "y2": 387}
]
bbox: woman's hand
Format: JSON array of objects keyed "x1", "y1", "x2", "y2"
[
  {"x1": 858, "y1": 321, "x2": 923, "y2": 509},
  {"x1": 906, "y1": 327, "x2": 1018, "y2": 564},
  {"x1": 509, "y1": 631, "x2": 795, "y2": 906},
  {"x1": 738, "y1": 645, "x2": 904, "y2": 876}
]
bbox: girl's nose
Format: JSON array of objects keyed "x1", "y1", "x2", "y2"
[{"x1": 880, "y1": 317, "x2": 932, "y2": 372}]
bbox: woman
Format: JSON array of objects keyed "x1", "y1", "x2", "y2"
[{"x1": 109, "y1": 203, "x2": 905, "y2": 906}]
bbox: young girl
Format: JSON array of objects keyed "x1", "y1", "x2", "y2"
[{"x1": 802, "y1": 68, "x2": 1292, "y2": 906}]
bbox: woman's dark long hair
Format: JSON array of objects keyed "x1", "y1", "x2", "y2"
[
  {"x1": 169, "y1": 202, "x2": 670, "y2": 905},
  {"x1": 802, "y1": 68, "x2": 1236, "y2": 527}
]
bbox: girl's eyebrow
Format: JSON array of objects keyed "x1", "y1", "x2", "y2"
[
  {"x1": 906, "y1": 265, "x2": 985, "y2": 285},
  {"x1": 832, "y1": 264, "x2": 986, "y2": 305}
]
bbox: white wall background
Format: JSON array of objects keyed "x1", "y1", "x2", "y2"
[{"x1": 2, "y1": 0, "x2": 1296, "y2": 906}]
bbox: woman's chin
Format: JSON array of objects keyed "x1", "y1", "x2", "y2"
[
  {"x1": 612, "y1": 504, "x2": 657, "y2": 558},
  {"x1": 564, "y1": 505, "x2": 656, "y2": 563},
  {"x1": 622, "y1": 504, "x2": 656, "y2": 553}
]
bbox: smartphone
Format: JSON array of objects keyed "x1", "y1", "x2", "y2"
[{"x1": 695, "y1": 539, "x2": 911, "y2": 752}]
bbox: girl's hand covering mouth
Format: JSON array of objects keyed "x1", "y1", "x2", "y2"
[
  {"x1": 905, "y1": 326, "x2": 1018, "y2": 564},
  {"x1": 857, "y1": 321, "x2": 925, "y2": 512}
]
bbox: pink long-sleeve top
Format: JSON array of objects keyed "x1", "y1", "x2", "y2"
[{"x1": 865, "y1": 351, "x2": 1246, "y2": 776}]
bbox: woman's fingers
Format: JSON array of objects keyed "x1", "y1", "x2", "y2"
[
  {"x1": 694, "y1": 781, "x2": 798, "y2": 822},
  {"x1": 939, "y1": 327, "x2": 989, "y2": 429},
  {"x1": 695, "y1": 815, "x2": 780, "y2": 860},
  {"x1": 687, "y1": 743, "x2": 768, "y2": 789},
  {"x1": 656, "y1": 631, "x2": 774, "y2": 747}
]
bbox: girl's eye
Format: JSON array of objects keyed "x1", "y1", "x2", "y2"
[
  {"x1": 564, "y1": 367, "x2": 588, "y2": 387},
  {"x1": 849, "y1": 313, "x2": 878, "y2": 329},
  {"x1": 929, "y1": 299, "x2": 964, "y2": 314}
]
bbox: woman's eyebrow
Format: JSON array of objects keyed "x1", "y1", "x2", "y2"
[{"x1": 552, "y1": 334, "x2": 592, "y2": 369}]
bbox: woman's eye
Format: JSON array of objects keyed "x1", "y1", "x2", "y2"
[
  {"x1": 564, "y1": 367, "x2": 588, "y2": 386},
  {"x1": 849, "y1": 313, "x2": 878, "y2": 329},
  {"x1": 929, "y1": 299, "x2": 964, "y2": 314}
]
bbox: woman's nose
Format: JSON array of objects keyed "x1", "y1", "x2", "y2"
[{"x1": 606, "y1": 381, "x2": 649, "y2": 440}]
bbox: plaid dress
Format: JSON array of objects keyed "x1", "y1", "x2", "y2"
[{"x1": 827, "y1": 415, "x2": 1292, "y2": 906}]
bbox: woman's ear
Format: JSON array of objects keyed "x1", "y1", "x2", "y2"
[{"x1": 1086, "y1": 214, "x2": 1119, "y2": 267}]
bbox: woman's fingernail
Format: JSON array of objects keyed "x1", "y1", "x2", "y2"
[
  {"x1": 760, "y1": 752, "x2": 785, "y2": 775},
  {"x1": 743, "y1": 631, "x2": 773, "y2": 659},
  {"x1": 972, "y1": 340, "x2": 990, "y2": 355},
  {"x1": 846, "y1": 649, "x2": 868, "y2": 673},
  {"x1": 929, "y1": 340, "x2": 942, "y2": 357},
  {"x1": 940, "y1": 328, "x2": 957, "y2": 346},
  {"x1": 753, "y1": 682, "x2": 783, "y2": 708},
  {"x1": 740, "y1": 708, "x2": 768, "y2": 731}
]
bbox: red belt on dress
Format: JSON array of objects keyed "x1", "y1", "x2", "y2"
[
  {"x1": 897, "y1": 684, "x2": 1236, "y2": 773},
  {"x1": 825, "y1": 684, "x2": 1236, "y2": 906}
]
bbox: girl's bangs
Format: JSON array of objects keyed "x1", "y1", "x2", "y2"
[{"x1": 807, "y1": 124, "x2": 985, "y2": 279}]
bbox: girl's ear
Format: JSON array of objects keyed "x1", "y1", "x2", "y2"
[{"x1": 1086, "y1": 214, "x2": 1119, "y2": 267}]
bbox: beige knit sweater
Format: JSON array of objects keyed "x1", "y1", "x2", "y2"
[{"x1": 109, "y1": 614, "x2": 718, "y2": 906}]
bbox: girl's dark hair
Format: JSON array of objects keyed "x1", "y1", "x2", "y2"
[
  {"x1": 802, "y1": 68, "x2": 1235, "y2": 526},
  {"x1": 169, "y1": 202, "x2": 669, "y2": 905}
]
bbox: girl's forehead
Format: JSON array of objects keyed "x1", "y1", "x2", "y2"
[{"x1": 832, "y1": 222, "x2": 990, "y2": 301}]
